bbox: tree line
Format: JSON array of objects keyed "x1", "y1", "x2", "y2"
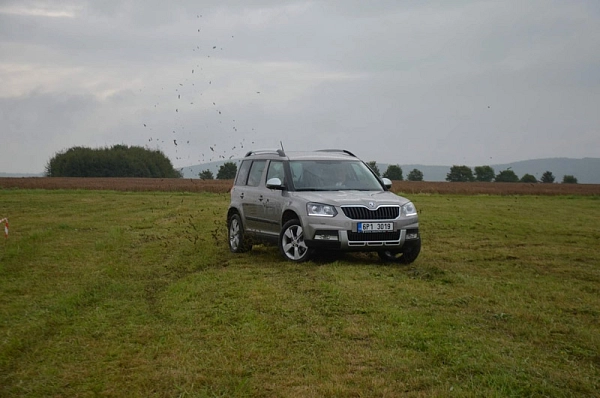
[
  {"x1": 46, "y1": 145, "x2": 182, "y2": 178},
  {"x1": 366, "y1": 162, "x2": 577, "y2": 183},
  {"x1": 202, "y1": 161, "x2": 579, "y2": 184},
  {"x1": 443, "y1": 165, "x2": 577, "y2": 183},
  {"x1": 199, "y1": 162, "x2": 237, "y2": 180},
  {"x1": 50, "y1": 145, "x2": 577, "y2": 184}
]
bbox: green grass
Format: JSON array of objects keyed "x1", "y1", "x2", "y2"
[{"x1": 1, "y1": 190, "x2": 599, "y2": 397}]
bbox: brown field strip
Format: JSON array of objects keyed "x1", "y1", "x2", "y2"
[{"x1": 1, "y1": 177, "x2": 599, "y2": 195}]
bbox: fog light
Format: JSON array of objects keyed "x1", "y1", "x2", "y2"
[
  {"x1": 314, "y1": 231, "x2": 339, "y2": 241},
  {"x1": 406, "y1": 233, "x2": 419, "y2": 240}
]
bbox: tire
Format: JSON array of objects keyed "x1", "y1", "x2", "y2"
[
  {"x1": 279, "y1": 219, "x2": 313, "y2": 262},
  {"x1": 228, "y1": 213, "x2": 251, "y2": 253},
  {"x1": 378, "y1": 239, "x2": 421, "y2": 264}
]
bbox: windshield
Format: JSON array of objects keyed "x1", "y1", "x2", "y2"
[{"x1": 290, "y1": 160, "x2": 383, "y2": 191}]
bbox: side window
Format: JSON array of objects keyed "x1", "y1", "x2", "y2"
[
  {"x1": 266, "y1": 161, "x2": 284, "y2": 183},
  {"x1": 247, "y1": 160, "x2": 266, "y2": 187},
  {"x1": 235, "y1": 160, "x2": 252, "y2": 186}
]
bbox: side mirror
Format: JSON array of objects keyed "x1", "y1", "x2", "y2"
[
  {"x1": 266, "y1": 177, "x2": 285, "y2": 190},
  {"x1": 381, "y1": 177, "x2": 392, "y2": 190}
]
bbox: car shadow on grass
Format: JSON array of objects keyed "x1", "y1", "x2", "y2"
[{"x1": 310, "y1": 251, "x2": 400, "y2": 266}]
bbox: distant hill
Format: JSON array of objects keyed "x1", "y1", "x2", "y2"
[
  {"x1": 487, "y1": 158, "x2": 600, "y2": 184},
  {"x1": 180, "y1": 157, "x2": 599, "y2": 184},
  {"x1": 0, "y1": 172, "x2": 44, "y2": 178}
]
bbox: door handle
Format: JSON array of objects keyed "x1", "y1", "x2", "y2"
[
  {"x1": 239, "y1": 193, "x2": 244, "y2": 199},
  {"x1": 258, "y1": 195, "x2": 264, "y2": 201}
]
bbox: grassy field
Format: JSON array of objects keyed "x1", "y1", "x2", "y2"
[{"x1": 1, "y1": 189, "x2": 599, "y2": 397}]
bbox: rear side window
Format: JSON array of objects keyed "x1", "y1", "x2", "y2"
[
  {"x1": 246, "y1": 160, "x2": 266, "y2": 187},
  {"x1": 235, "y1": 160, "x2": 252, "y2": 186}
]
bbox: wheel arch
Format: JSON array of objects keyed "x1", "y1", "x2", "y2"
[
  {"x1": 227, "y1": 206, "x2": 241, "y2": 220},
  {"x1": 281, "y1": 209, "x2": 300, "y2": 226}
]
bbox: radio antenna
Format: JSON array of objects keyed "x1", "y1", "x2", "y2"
[{"x1": 276, "y1": 141, "x2": 287, "y2": 157}]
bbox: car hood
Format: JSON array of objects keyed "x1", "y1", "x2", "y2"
[{"x1": 290, "y1": 190, "x2": 409, "y2": 208}]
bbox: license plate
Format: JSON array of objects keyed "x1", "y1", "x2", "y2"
[{"x1": 357, "y1": 222, "x2": 393, "y2": 233}]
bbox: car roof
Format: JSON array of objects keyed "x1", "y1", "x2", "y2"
[{"x1": 243, "y1": 149, "x2": 359, "y2": 161}]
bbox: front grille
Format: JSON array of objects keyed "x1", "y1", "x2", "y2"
[
  {"x1": 341, "y1": 206, "x2": 400, "y2": 220},
  {"x1": 347, "y1": 231, "x2": 401, "y2": 242}
]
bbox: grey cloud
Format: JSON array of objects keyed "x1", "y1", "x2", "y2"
[
  {"x1": 0, "y1": 91, "x2": 99, "y2": 170},
  {"x1": 1, "y1": 0, "x2": 598, "y2": 173}
]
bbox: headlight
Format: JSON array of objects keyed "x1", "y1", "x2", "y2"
[
  {"x1": 307, "y1": 203, "x2": 337, "y2": 217},
  {"x1": 402, "y1": 202, "x2": 417, "y2": 217}
]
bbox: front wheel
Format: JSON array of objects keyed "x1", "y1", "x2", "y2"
[
  {"x1": 378, "y1": 239, "x2": 421, "y2": 264},
  {"x1": 279, "y1": 219, "x2": 313, "y2": 262},
  {"x1": 228, "y1": 214, "x2": 251, "y2": 253}
]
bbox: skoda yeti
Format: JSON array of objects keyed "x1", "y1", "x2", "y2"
[{"x1": 227, "y1": 149, "x2": 421, "y2": 263}]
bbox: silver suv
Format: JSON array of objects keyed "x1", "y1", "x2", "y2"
[{"x1": 227, "y1": 149, "x2": 420, "y2": 263}]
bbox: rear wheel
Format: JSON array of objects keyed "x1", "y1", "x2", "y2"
[
  {"x1": 228, "y1": 214, "x2": 251, "y2": 253},
  {"x1": 378, "y1": 239, "x2": 421, "y2": 264},
  {"x1": 279, "y1": 219, "x2": 312, "y2": 262}
]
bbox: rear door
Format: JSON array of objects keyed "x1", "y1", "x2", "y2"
[{"x1": 240, "y1": 160, "x2": 266, "y2": 232}]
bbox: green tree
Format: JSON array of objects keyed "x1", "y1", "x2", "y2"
[
  {"x1": 446, "y1": 165, "x2": 474, "y2": 182},
  {"x1": 520, "y1": 174, "x2": 538, "y2": 183},
  {"x1": 199, "y1": 169, "x2": 214, "y2": 180},
  {"x1": 383, "y1": 164, "x2": 403, "y2": 180},
  {"x1": 494, "y1": 169, "x2": 519, "y2": 182},
  {"x1": 541, "y1": 171, "x2": 555, "y2": 183},
  {"x1": 366, "y1": 161, "x2": 380, "y2": 177},
  {"x1": 474, "y1": 165, "x2": 495, "y2": 182},
  {"x1": 217, "y1": 162, "x2": 238, "y2": 180},
  {"x1": 407, "y1": 168, "x2": 424, "y2": 181},
  {"x1": 45, "y1": 145, "x2": 182, "y2": 178},
  {"x1": 562, "y1": 175, "x2": 578, "y2": 184}
]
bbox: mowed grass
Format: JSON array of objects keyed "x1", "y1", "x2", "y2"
[{"x1": 1, "y1": 189, "x2": 599, "y2": 397}]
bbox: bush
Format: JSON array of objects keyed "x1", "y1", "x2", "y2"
[
  {"x1": 199, "y1": 169, "x2": 214, "y2": 180},
  {"x1": 45, "y1": 145, "x2": 182, "y2": 178},
  {"x1": 407, "y1": 169, "x2": 424, "y2": 181},
  {"x1": 541, "y1": 171, "x2": 555, "y2": 183},
  {"x1": 475, "y1": 166, "x2": 495, "y2": 182},
  {"x1": 383, "y1": 165, "x2": 403, "y2": 181},
  {"x1": 217, "y1": 162, "x2": 238, "y2": 180},
  {"x1": 520, "y1": 174, "x2": 538, "y2": 183},
  {"x1": 446, "y1": 165, "x2": 474, "y2": 182},
  {"x1": 495, "y1": 169, "x2": 519, "y2": 183}
]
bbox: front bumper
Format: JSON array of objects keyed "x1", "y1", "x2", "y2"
[{"x1": 302, "y1": 215, "x2": 419, "y2": 252}]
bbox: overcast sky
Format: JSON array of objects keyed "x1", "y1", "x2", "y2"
[{"x1": 1, "y1": 0, "x2": 599, "y2": 174}]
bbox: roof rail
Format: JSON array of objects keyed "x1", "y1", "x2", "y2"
[
  {"x1": 316, "y1": 149, "x2": 357, "y2": 157},
  {"x1": 244, "y1": 149, "x2": 286, "y2": 157}
]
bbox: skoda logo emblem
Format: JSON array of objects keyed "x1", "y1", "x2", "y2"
[{"x1": 368, "y1": 201, "x2": 375, "y2": 209}]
